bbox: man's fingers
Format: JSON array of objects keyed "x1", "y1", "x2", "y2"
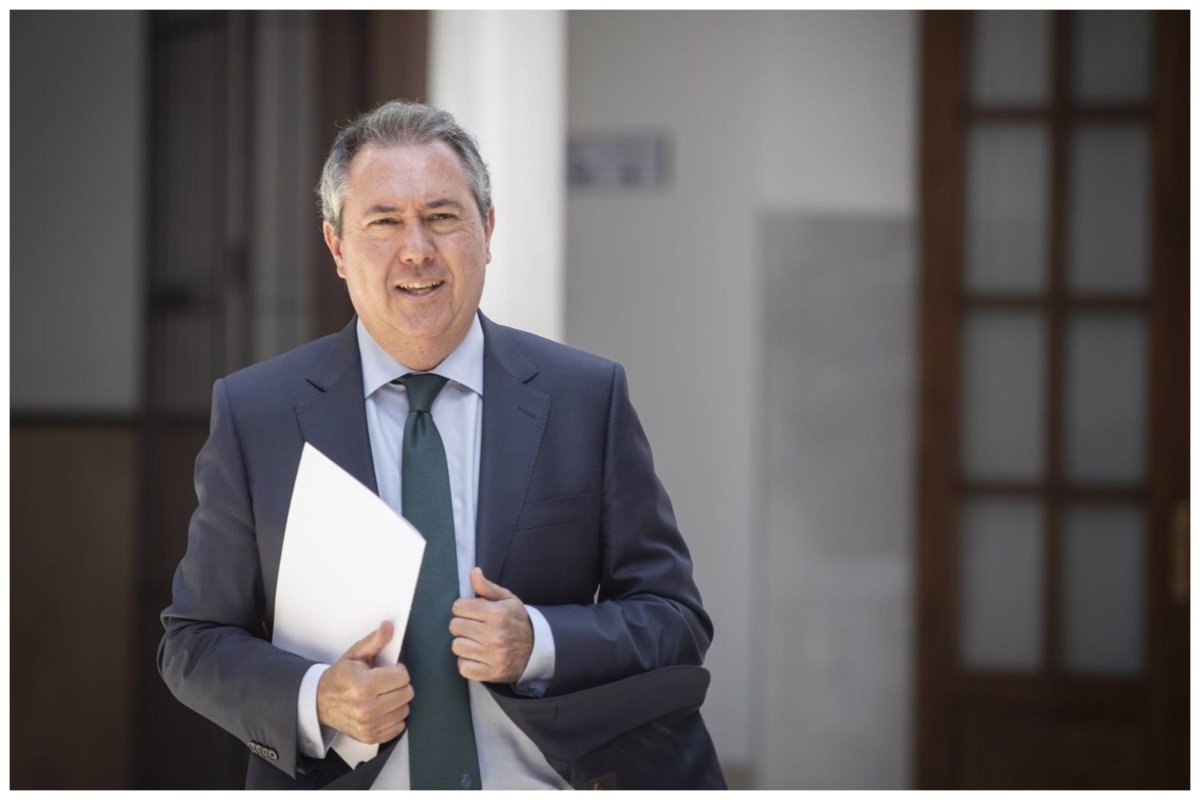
[
  {"x1": 451, "y1": 595, "x2": 523, "y2": 623},
  {"x1": 448, "y1": 616, "x2": 493, "y2": 643},
  {"x1": 457, "y1": 656, "x2": 493, "y2": 681},
  {"x1": 451, "y1": 597, "x2": 501, "y2": 622},
  {"x1": 328, "y1": 675, "x2": 412, "y2": 741},
  {"x1": 318, "y1": 635, "x2": 413, "y2": 737},
  {"x1": 362, "y1": 662, "x2": 411, "y2": 695},
  {"x1": 375, "y1": 683, "x2": 415, "y2": 715},
  {"x1": 451, "y1": 636, "x2": 490, "y2": 664},
  {"x1": 377, "y1": 674, "x2": 415, "y2": 700},
  {"x1": 446, "y1": 575, "x2": 532, "y2": 685},
  {"x1": 359, "y1": 702, "x2": 411, "y2": 745},
  {"x1": 373, "y1": 716, "x2": 409, "y2": 745},
  {"x1": 346, "y1": 620, "x2": 394, "y2": 662},
  {"x1": 469, "y1": 566, "x2": 515, "y2": 601}
]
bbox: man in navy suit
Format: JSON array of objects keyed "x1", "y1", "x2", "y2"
[{"x1": 159, "y1": 100, "x2": 724, "y2": 790}]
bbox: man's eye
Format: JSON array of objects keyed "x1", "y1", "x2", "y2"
[
  {"x1": 428, "y1": 214, "x2": 454, "y2": 223},
  {"x1": 370, "y1": 218, "x2": 397, "y2": 226}
]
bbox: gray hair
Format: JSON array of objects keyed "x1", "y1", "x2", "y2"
[{"x1": 317, "y1": 99, "x2": 492, "y2": 235}]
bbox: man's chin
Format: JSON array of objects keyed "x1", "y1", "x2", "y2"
[{"x1": 367, "y1": 313, "x2": 474, "y2": 368}]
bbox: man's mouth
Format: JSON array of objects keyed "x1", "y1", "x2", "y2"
[{"x1": 396, "y1": 279, "x2": 445, "y2": 296}]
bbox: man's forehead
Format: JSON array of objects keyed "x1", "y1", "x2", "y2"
[{"x1": 344, "y1": 141, "x2": 472, "y2": 207}]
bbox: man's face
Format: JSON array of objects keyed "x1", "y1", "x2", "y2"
[{"x1": 324, "y1": 141, "x2": 494, "y2": 367}]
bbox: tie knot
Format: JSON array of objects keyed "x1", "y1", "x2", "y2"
[{"x1": 396, "y1": 372, "x2": 449, "y2": 413}]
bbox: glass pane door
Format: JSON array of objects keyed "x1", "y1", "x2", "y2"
[{"x1": 956, "y1": 10, "x2": 1155, "y2": 678}]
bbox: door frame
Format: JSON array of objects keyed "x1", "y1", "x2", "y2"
[{"x1": 914, "y1": 10, "x2": 1189, "y2": 788}]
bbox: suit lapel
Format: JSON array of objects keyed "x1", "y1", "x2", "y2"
[
  {"x1": 293, "y1": 319, "x2": 379, "y2": 496},
  {"x1": 291, "y1": 314, "x2": 546, "y2": 577},
  {"x1": 476, "y1": 314, "x2": 550, "y2": 581}
]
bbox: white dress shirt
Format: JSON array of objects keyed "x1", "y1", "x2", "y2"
[{"x1": 294, "y1": 316, "x2": 569, "y2": 789}]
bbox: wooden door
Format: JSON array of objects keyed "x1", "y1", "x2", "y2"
[{"x1": 916, "y1": 11, "x2": 1188, "y2": 788}]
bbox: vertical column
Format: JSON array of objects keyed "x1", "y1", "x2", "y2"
[{"x1": 429, "y1": 11, "x2": 566, "y2": 342}]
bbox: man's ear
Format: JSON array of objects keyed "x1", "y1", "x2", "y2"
[
  {"x1": 323, "y1": 221, "x2": 346, "y2": 278},
  {"x1": 483, "y1": 207, "x2": 496, "y2": 265}
]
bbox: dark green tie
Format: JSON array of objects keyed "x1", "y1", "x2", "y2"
[{"x1": 395, "y1": 373, "x2": 481, "y2": 790}]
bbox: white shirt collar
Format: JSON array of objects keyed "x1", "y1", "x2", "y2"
[{"x1": 356, "y1": 314, "x2": 484, "y2": 399}]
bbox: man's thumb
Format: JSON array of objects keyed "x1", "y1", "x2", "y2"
[
  {"x1": 470, "y1": 567, "x2": 514, "y2": 601},
  {"x1": 347, "y1": 620, "x2": 393, "y2": 662}
]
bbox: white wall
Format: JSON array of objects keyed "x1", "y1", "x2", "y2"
[
  {"x1": 567, "y1": 12, "x2": 772, "y2": 776},
  {"x1": 11, "y1": 12, "x2": 146, "y2": 413},
  {"x1": 565, "y1": 10, "x2": 917, "y2": 787},
  {"x1": 758, "y1": 11, "x2": 916, "y2": 216},
  {"x1": 756, "y1": 12, "x2": 917, "y2": 789},
  {"x1": 432, "y1": 9, "x2": 764, "y2": 768}
]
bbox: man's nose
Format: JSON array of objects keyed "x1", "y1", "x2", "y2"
[{"x1": 398, "y1": 222, "x2": 435, "y2": 263}]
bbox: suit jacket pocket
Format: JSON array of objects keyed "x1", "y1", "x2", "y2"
[{"x1": 516, "y1": 492, "x2": 596, "y2": 532}]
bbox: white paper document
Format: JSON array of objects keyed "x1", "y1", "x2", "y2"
[{"x1": 272, "y1": 442, "x2": 426, "y2": 768}]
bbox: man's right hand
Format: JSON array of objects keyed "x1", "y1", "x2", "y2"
[{"x1": 316, "y1": 620, "x2": 414, "y2": 745}]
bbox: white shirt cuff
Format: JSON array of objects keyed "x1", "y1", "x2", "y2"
[
  {"x1": 513, "y1": 605, "x2": 555, "y2": 697},
  {"x1": 297, "y1": 663, "x2": 337, "y2": 758}
]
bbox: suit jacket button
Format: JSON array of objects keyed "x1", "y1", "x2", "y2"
[{"x1": 266, "y1": 748, "x2": 278, "y2": 761}]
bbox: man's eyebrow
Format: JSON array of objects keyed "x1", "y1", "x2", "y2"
[
  {"x1": 363, "y1": 204, "x2": 400, "y2": 215},
  {"x1": 423, "y1": 198, "x2": 465, "y2": 211}
]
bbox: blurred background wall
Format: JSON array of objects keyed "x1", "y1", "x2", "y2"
[
  {"x1": 565, "y1": 12, "x2": 918, "y2": 787},
  {"x1": 9, "y1": 9, "x2": 1189, "y2": 790}
]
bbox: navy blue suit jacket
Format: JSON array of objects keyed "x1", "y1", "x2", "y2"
[{"x1": 158, "y1": 313, "x2": 724, "y2": 789}]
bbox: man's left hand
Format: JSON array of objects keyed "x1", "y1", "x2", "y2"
[{"x1": 449, "y1": 567, "x2": 534, "y2": 684}]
